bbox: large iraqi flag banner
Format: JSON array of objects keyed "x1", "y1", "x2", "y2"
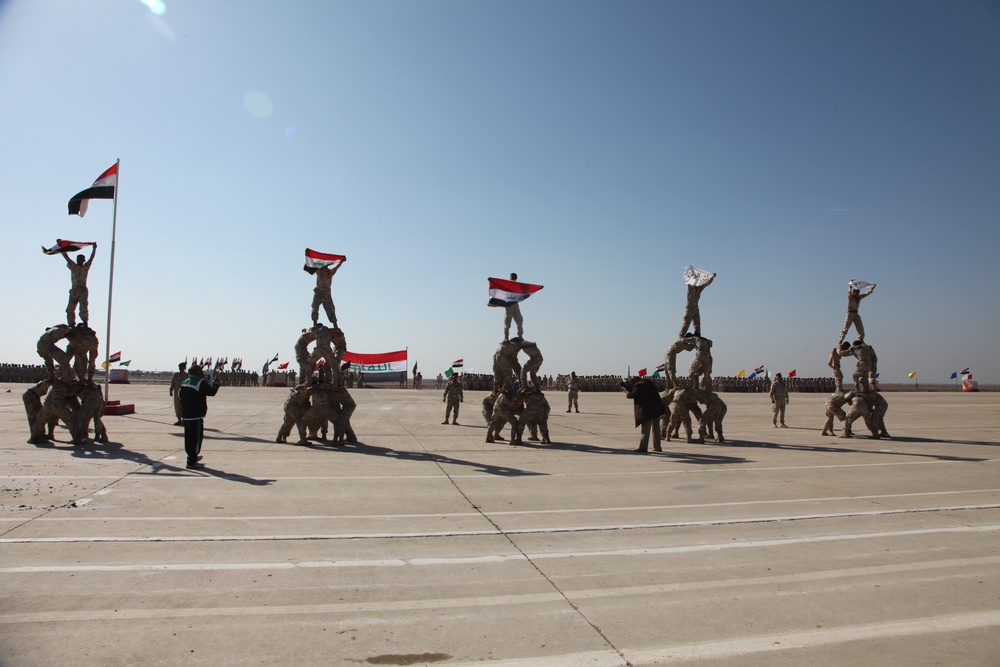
[
  {"x1": 68, "y1": 163, "x2": 117, "y2": 217},
  {"x1": 343, "y1": 349, "x2": 407, "y2": 374},
  {"x1": 487, "y1": 277, "x2": 544, "y2": 307}
]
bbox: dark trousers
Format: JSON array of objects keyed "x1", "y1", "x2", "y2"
[{"x1": 182, "y1": 418, "x2": 204, "y2": 464}]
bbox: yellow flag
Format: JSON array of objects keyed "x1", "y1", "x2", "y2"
[
  {"x1": 908, "y1": 371, "x2": 917, "y2": 379},
  {"x1": 101, "y1": 360, "x2": 110, "y2": 370},
  {"x1": 736, "y1": 369, "x2": 746, "y2": 378}
]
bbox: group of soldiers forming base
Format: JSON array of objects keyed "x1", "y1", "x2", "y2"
[
  {"x1": 26, "y1": 248, "x2": 108, "y2": 445},
  {"x1": 819, "y1": 281, "x2": 890, "y2": 439},
  {"x1": 274, "y1": 264, "x2": 359, "y2": 446}
]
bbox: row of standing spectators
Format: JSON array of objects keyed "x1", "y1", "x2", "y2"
[
  {"x1": 0, "y1": 364, "x2": 49, "y2": 383},
  {"x1": 439, "y1": 372, "x2": 836, "y2": 394}
]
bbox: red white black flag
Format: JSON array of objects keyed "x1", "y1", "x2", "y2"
[
  {"x1": 304, "y1": 248, "x2": 346, "y2": 274},
  {"x1": 42, "y1": 239, "x2": 96, "y2": 255},
  {"x1": 68, "y1": 163, "x2": 117, "y2": 217},
  {"x1": 487, "y1": 277, "x2": 544, "y2": 307}
]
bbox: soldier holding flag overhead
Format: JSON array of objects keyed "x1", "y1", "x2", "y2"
[{"x1": 64, "y1": 244, "x2": 97, "y2": 327}]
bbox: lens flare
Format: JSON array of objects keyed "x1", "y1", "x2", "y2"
[
  {"x1": 243, "y1": 91, "x2": 273, "y2": 119},
  {"x1": 139, "y1": 0, "x2": 166, "y2": 16}
]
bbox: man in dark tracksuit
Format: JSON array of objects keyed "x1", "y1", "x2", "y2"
[{"x1": 179, "y1": 364, "x2": 219, "y2": 469}]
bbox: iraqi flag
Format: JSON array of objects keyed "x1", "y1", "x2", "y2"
[
  {"x1": 68, "y1": 163, "x2": 117, "y2": 217},
  {"x1": 342, "y1": 349, "x2": 407, "y2": 374},
  {"x1": 304, "y1": 248, "x2": 346, "y2": 274},
  {"x1": 487, "y1": 277, "x2": 543, "y2": 307},
  {"x1": 108, "y1": 351, "x2": 122, "y2": 363},
  {"x1": 452, "y1": 359, "x2": 464, "y2": 369},
  {"x1": 754, "y1": 365, "x2": 765, "y2": 374},
  {"x1": 42, "y1": 239, "x2": 95, "y2": 255}
]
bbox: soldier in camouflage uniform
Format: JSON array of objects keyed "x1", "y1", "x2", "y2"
[
  {"x1": 493, "y1": 339, "x2": 521, "y2": 392},
  {"x1": 22, "y1": 379, "x2": 51, "y2": 439},
  {"x1": 330, "y1": 327, "x2": 347, "y2": 387},
  {"x1": 520, "y1": 386, "x2": 551, "y2": 444},
  {"x1": 30, "y1": 380, "x2": 80, "y2": 444},
  {"x1": 679, "y1": 272, "x2": 714, "y2": 338},
  {"x1": 483, "y1": 390, "x2": 506, "y2": 442},
  {"x1": 331, "y1": 385, "x2": 357, "y2": 444},
  {"x1": 442, "y1": 373, "x2": 464, "y2": 425},
  {"x1": 821, "y1": 390, "x2": 855, "y2": 436},
  {"x1": 489, "y1": 388, "x2": 522, "y2": 444},
  {"x1": 567, "y1": 371, "x2": 581, "y2": 413},
  {"x1": 518, "y1": 340, "x2": 544, "y2": 389},
  {"x1": 276, "y1": 383, "x2": 313, "y2": 444},
  {"x1": 838, "y1": 283, "x2": 875, "y2": 344},
  {"x1": 75, "y1": 381, "x2": 108, "y2": 444},
  {"x1": 828, "y1": 342, "x2": 851, "y2": 394},
  {"x1": 841, "y1": 392, "x2": 875, "y2": 438},
  {"x1": 311, "y1": 262, "x2": 340, "y2": 327},
  {"x1": 308, "y1": 324, "x2": 337, "y2": 383},
  {"x1": 304, "y1": 381, "x2": 336, "y2": 441},
  {"x1": 849, "y1": 340, "x2": 877, "y2": 392},
  {"x1": 37, "y1": 324, "x2": 73, "y2": 381},
  {"x1": 64, "y1": 245, "x2": 96, "y2": 327},
  {"x1": 66, "y1": 325, "x2": 99, "y2": 382},
  {"x1": 864, "y1": 390, "x2": 890, "y2": 439},
  {"x1": 769, "y1": 373, "x2": 789, "y2": 427},
  {"x1": 664, "y1": 387, "x2": 696, "y2": 443},
  {"x1": 295, "y1": 328, "x2": 316, "y2": 382},
  {"x1": 169, "y1": 362, "x2": 188, "y2": 425},
  {"x1": 665, "y1": 334, "x2": 697, "y2": 389},
  {"x1": 688, "y1": 336, "x2": 714, "y2": 391},
  {"x1": 694, "y1": 388, "x2": 727, "y2": 443},
  {"x1": 503, "y1": 272, "x2": 524, "y2": 340}
]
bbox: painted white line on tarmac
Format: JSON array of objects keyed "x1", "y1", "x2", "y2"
[
  {"x1": 1, "y1": 505, "x2": 998, "y2": 543},
  {"x1": 623, "y1": 611, "x2": 1000, "y2": 664},
  {"x1": 5, "y1": 487, "x2": 995, "y2": 523},
  {"x1": 2, "y1": 528, "x2": 997, "y2": 573}
]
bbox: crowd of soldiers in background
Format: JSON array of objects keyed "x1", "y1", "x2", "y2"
[
  {"x1": 3, "y1": 362, "x2": 837, "y2": 395},
  {"x1": 439, "y1": 371, "x2": 834, "y2": 394},
  {"x1": 0, "y1": 364, "x2": 50, "y2": 383}
]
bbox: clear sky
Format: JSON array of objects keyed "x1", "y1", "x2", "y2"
[{"x1": 1, "y1": 0, "x2": 998, "y2": 383}]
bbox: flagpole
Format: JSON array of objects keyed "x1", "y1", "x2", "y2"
[{"x1": 102, "y1": 158, "x2": 120, "y2": 401}]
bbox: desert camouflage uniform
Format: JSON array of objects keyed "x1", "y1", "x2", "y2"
[
  {"x1": 36, "y1": 325, "x2": 73, "y2": 381},
  {"x1": 504, "y1": 302, "x2": 523, "y2": 340},
  {"x1": 489, "y1": 391, "x2": 521, "y2": 444},
  {"x1": 822, "y1": 391, "x2": 854, "y2": 436},
  {"x1": 521, "y1": 388, "x2": 551, "y2": 444},
  {"x1": 308, "y1": 324, "x2": 337, "y2": 383},
  {"x1": 567, "y1": 373, "x2": 581, "y2": 412},
  {"x1": 22, "y1": 379, "x2": 51, "y2": 438},
  {"x1": 838, "y1": 285, "x2": 875, "y2": 343},
  {"x1": 169, "y1": 366, "x2": 188, "y2": 424},
  {"x1": 769, "y1": 377, "x2": 789, "y2": 427},
  {"x1": 76, "y1": 382, "x2": 107, "y2": 443},
  {"x1": 865, "y1": 390, "x2": 890, "y2": 438},
  {"x1": 841, "y1": 393, "x2": 876, "y2": 438},
  {"x1": 519, "y1": 340, "x2": 543, "y2": 389},
  {"x1": 311, "y1": 265, "x2": 338, "y2": 326},
  {"x1": 665, "y1": 388, "x2": 695, "y2": 443},
  {"x1": 295, "y1": 328, "x2": 317, "y2": 382},
  {"x1": 66, "y1": 326, "x2": 99, "y2": 382},
  {"x1": 850, "y1": 343, "x2": 877, "y2": 392},
  {"x1": 65, "y1": 250, "x2": 95, "y2": 327},
  {"x1": 679, "y1": 275, "x2": 714, "y2": 338},
  {"x1": 493, "y1": 339, "x2": 521, "y2": 392},
  {"x1": 665, "y1": 335, "x2": 697, "y2": 388},
  {"x1": 695, "y1": 389, "x2": 727, "y2": 443},
  {"x1": 688, "y1": 336, "x2": 714, "y2": 391},
  {"x1": 442, "y1": 376, "x2": 464, "y2": 424},
  {"x1": 276, "y1": 384, "x2": 313, "y2": 444}
]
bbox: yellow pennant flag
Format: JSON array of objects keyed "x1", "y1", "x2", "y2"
[
  {"x1": 736, "y1": 369, "x2": 746, "y2": 378},
  {"x1": 908, "y1": 371, "x2": 918, "y2": 379}
]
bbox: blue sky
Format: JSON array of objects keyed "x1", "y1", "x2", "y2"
[{"x1": 1, "y1": 0, "x2": 998, "y2": 383}]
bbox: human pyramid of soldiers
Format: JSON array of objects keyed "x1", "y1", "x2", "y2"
[
  {"x1": 474, "y1": 273, "x2": 552, "y2": 446},
  {"x1": 25, "y1": 243, "x2": 108, "y2": 445},
  {"x1": 822, "y1": 280, "x2": 890, "y2": 439},
  {"x1": 651, "y1": 266, "x2": 728, "y2": 448},
  {"x1": 274, "y1": 252, "x2": 358, "y2": 446}
]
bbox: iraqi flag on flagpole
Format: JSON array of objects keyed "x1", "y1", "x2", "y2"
[
  {"x1": 304, "y1": 248, "x2": 346, "y2": 274},
  {"x1": 42, "y1": 239, "x2": 96, "y2": 255},
  {"x1": 487, "y1": 277, "x2": 543, "y2": 307},
  {"x1": 68, "y1": 163, "x2": 117, "y2": 217}
]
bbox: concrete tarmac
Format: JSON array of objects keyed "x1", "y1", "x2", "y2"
[{"x1": 1, "y1": 385, "x2": 998, "y2": 666}]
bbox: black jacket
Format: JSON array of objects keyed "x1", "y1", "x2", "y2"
[
  {"x1": 626, "y1": 378, "x2": 665, "y2": 427},
  {"x1": 179, "y1": 376, "x2": 219, "y2": 420}
]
